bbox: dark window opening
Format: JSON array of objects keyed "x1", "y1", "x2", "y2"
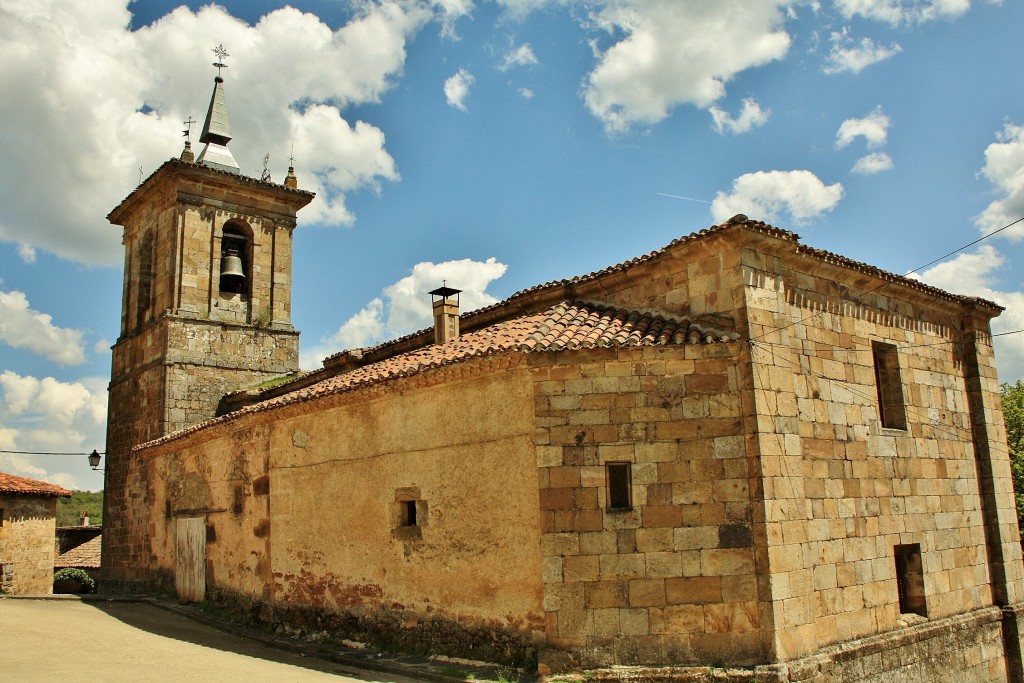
[
  {"x1": 872, "y1": 341, "x2": 907, "y2": 430},
  {"x1": 399, "y1": 500, "x2": 418, "y2": 527},
  {"x1": 135, "y1": 231, "x2": 156, "y2": 331},
  {"x1": 895, "y1": 543, "x2": 927, "y2": 616},
  {"x1": 0, "y1": 508, "x2": 4, "y2": 527},
  {"x1": 607, "y1": 462, "x2": 632, "y2": 511}
]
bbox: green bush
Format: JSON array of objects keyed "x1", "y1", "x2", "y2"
[{"x1": 53, "y1": 567, "x2": 95, "y2": 594}]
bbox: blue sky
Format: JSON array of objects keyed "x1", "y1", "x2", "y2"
[{"x1": 1, "y1": 0, "x2": 1023, "y2": 490}]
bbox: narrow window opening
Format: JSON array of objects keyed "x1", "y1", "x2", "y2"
[
  {"x1": 872, "y1": 340, "x2": 907, "y2": 430},
  {"x1": 399, "y1": 500, "x2": 418, "y2": 527},
  {"x1": 895, "y1": 543, "x2": 927, "y2": 616},
  {"x1": 607, "y1": 462, "x2": 632, "y2": 511},
  {"x1": 0, "y1": 508, "x2": 4, "y2": 527},
  {"x1": 135, "y1": 231, "x2": 156, "y2": 331}
]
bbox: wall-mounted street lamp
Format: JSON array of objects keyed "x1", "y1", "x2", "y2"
[{"x1": 88, "y1": 450, "x2": 105, "y2": 472}]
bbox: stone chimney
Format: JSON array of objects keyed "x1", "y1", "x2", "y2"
[
  {"x1": 429, "y1": 285, "x2": 461, "y2": 344},
  {"x1": 80, "y1": 510, "x2": 90, "y2": 526}
]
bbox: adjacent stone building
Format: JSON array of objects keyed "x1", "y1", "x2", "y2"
[
  {"x1": 0, "y1": 472, "x2": 71, "y2": 594},
  {"x1": 101, "y1": 62, "x2": 1024, "y2": 682}
]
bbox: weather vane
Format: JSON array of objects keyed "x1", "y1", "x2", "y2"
[
  {"x1": 182, "y1": 116, "x2": 196, "y2": 140},
  {"x1": 212, "y1": 44, "x2": 229, "y2": 77}
]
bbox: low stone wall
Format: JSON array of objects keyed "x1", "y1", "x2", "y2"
[
  {"x1": 187, "y1": 580, "x2": 541, "y2": 668},
  {"x1": 548, "y1": 606, "x2": 1011, "y2": 682}
]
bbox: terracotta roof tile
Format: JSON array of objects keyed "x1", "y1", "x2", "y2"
[
  {"x1": 139, "y1": 301, "x2": 738, "y2": 450},
  {"x1": 54, "y1": 534, "x2": 102, "y2": 569},
  {"x1": 0, "y1": 472, "x2": 72, "y2": 497}
]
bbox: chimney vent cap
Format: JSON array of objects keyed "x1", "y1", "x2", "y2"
[{"x1": 429, "y1": 285, "x2": 462, "y2": 299}]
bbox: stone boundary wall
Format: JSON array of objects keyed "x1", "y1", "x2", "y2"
[{"x1": 548, "y1": 605, "x2": 1010, "y2": 682}]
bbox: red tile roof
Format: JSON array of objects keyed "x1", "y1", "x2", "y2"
[
  {"x1": 139, "y1": 300, "x2": 739, "y2": 450},
  {"x1": 54, "y1": 533, "x2": 102, "y2": 569},
  {"x1": 0, "y1": 472, "x2": 72, "y2": 497}
]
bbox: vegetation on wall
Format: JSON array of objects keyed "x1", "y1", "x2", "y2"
[
  {"x1": 56, "y1": 490, "x2": 103, "y2": 527},
  {"x1": 53, "y1": 567, "x2": 95, "y2": 594},
  {"x1": 1001, "y1": 381, "x2": 1024, "y2": 535}
]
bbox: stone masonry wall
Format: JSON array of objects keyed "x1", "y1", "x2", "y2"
[
  {"x1": 142, "y1": 355, "x2": 546, "y2": 666},
  {"x1": 0, "y1": 494, "x2": 58, "y2": 594},
  {"x1": 532, "y1": 343, "x2": 758, "y2": 672},
  {"x1": 739, "y1": 236, "x2": 1021, "y2": 664}
]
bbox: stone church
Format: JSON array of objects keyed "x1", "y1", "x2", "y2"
[{"x1": 101, "y1": 61, "x2": 1024, "y2": 682}]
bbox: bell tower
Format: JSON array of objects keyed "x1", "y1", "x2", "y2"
[{"x1": 101, "y1": 47, "x2": 314, "y2": 588}]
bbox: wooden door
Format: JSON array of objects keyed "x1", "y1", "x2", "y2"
[{"x1": 175, "y1": 517, "x2": 206, "y2": 603}]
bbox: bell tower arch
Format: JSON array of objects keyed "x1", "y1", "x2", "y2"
[{"x1": 101, "y1": 51, "x2": 314, "y2": 589}]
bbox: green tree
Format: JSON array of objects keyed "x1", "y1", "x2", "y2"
[
  {"x1": 56, "y1": 490, "x2": 103, "y2": 527},
  {"x1": 1001, "y1": 381, "x2": 1024, "y2": 534}
]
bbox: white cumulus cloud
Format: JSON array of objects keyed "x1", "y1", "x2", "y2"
[
  {"x1": 500, "y1": 43, "x2": 539, "y2": 70},
  {"x1": 0, "y1": 371, "x2": 108, "y2": 490},
  {"x1": 302, "y1": 257, "x2": 508, "y2": 368},
  {"x1": 852, "y1": 151, "x2": 894, "y2": 175},
  {"x1": 834, "y1": 0, "x2": 970, "y2": 25},
  {"x1": 583, "y1": 0, "x2": 793, "y2": 134},
  {"x1": 823, "y1": 30, "x2": 903, "y2": 74},
  {"x1": 711, "y1": 170, "x2": 844, "y2": 225},
  {"x1": 976, "y1": 122, "x2": 1024, "y2": 238},
  {"x1": 0, "y1": 290, "x2": 86, "y2": 365},
  {"x1": 444, "y1": 68, "x2": 476, "y2": 111},
  {"x1": 709, "y1": 98, "x2": 771, "y2": 135},
  {"x1": 836, "y1": 106, "x2": 892, "y2": 149},
  {"x1": 0, "y1": 0, "x2": 431, "y2": 265},
  {"x1": 914, "y1": 245, "x2": 1024, "y2": 382}
]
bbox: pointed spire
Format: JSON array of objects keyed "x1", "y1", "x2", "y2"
[{"x1": 196, "y1": 45, "x2": 240, "y2": 174}]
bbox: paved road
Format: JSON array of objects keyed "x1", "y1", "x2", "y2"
[{"x1": 0, "y1": 599, "x2": 425, "y2": 683}]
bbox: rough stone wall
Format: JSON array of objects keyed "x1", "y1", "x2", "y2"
[
  {"x1": 142, "y1": 355, "x2": 546, "y2": 665},
  {"x1": 739, "y1": 235, "x2": 1017, "y2": 664},
  {"x1": 0, "y1": 494, "x2": 58, "y2": 594},
  {"x1": 104, "y1": 165, "x2": 308, "y2": 585},
  {"x1": 533, "y1": 343, "x2": 758, "y2": 671}
]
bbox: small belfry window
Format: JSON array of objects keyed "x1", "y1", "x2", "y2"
[
  {"x1": 872, "y1": 341, "x2": 907, "y2": 430},
  {"x1": 895, "y1": 544, "x2": 927, "y2": 616},
  {"x1": 606, "y1": 462, "x2": 632, "y2": 511}
]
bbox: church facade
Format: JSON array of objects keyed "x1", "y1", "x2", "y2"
[{"x1": 101, "y1": 63, "x2": 1024, "y2": 682}]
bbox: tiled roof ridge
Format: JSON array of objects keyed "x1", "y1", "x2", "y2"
[
  {"x1": 226, "y1": 218, "x2": 998, "y2": 408},
  {"x1": 316, "y1": 221, "x2": 763, "y2": 370},
  {"x1": 136, "y1": 300, "x2": 739, "y2": 452},
  {"x1": 792, "y1": 241, "x2": 1002, "y2": 311},
  {"x1": 0, "y1": 471, "x2": 72, "y2": 497}
]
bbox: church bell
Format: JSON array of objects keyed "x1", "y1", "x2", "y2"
[{"x1": 221, "y1": 248, "x2": 245, "y2": 279}]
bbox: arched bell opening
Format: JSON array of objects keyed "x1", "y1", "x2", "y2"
[{"x1": 219, "y1": 220, "x2": 252, "y2": 299}]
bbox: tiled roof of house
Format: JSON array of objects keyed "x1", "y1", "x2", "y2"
[
  {"x1": 54, "y1": 534, "x2": 102, "y2": 569},
  {"x1": 0, "y1": 472, "x2": 72, "y2": 497},
  {"x1": 139, "y1": 300, "x2": 739, "y2": 450}
]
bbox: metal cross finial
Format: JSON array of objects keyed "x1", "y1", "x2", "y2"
[
  {"x1": 212, "y1": 44, "x2": 229, "y2": 77},
  {"x1": 182, "y1": 116, "x2": 196, "y2": 139},
  {"x1": 288, "y1": 142, "x2": 295, "y2": 168}
]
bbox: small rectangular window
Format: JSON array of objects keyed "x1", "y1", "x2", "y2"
[
  {"x1": 606, "y1": 462, "x2": 632, "y2": 511},
  {"x1": 872, "y1": 341, "x2": 907, "y2": 430},
  {"x1": 0, "y1": 508, "x2": 4, "y2": 527},
  {"x1": 895, "y1": 543, "x2": 927, "y2": 616},
  {"x1": 399, "y1": 500, "x2": 418, "y2": 527}
]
